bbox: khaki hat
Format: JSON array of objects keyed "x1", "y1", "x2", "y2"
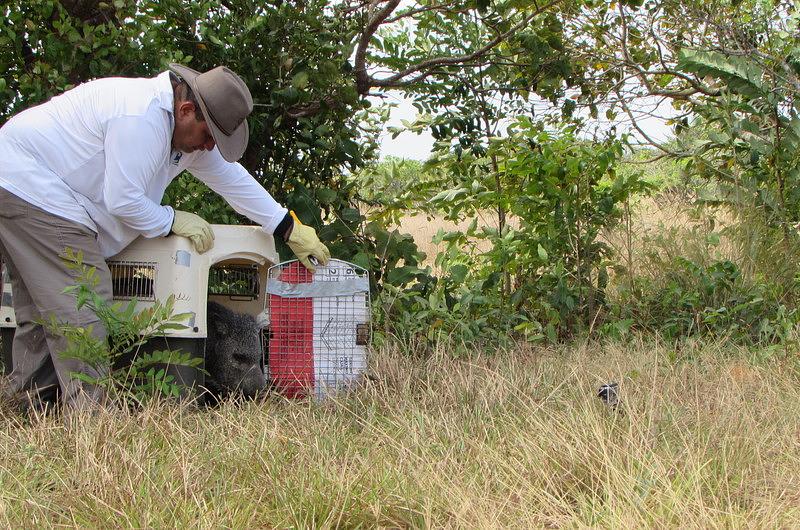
[{"x1": 169, "y1": 63, "x2": 253, "y2": 162}]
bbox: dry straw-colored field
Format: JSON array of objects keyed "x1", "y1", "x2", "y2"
[
  {"x1": 396, "y1": 195, "x2": 740, "y2": 278},
  {"x1": 397, "y1": 212, "x2": 489, "y2": 260},
  {"x1": 0, "y1": 339, "x2": 798, "y2": 527}
]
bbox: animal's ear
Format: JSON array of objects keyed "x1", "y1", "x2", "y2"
[
  {"x1": 211, "y1": 317, "x2": 228, "y2": 335},
  {"x1": 207, "y1": 303, "x2": 229, "y2": 335}
]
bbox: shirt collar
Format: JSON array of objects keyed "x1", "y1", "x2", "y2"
[{"x1": 155, "y1": 71, "x2": 175, "y2": 114}]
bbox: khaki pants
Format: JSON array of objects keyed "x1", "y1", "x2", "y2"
[{"x1": 0, "y1": 187, "x2": 110, "y2": 412}]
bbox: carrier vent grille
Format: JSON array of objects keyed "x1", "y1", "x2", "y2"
[
  {"x1": 208, "y1": 264, "x2": 260, "y2": 299},
  {"x1": 109, "y1": 261, "x2": 157, "y2": 301}
]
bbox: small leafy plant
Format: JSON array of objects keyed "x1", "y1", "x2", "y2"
[{"x1": 44, "y1": 248, "x2": 204, "y2": 405}]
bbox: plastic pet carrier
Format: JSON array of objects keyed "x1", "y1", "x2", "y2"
[
  {"x1": 0, "y1": 259, "x2": 14, "y2": 370},
  {"x1": 0, "y1": 225, "x2": 279, "y2": 397},
  {"x1": 1, "y1": 233, "x2": 373, "y2": 401}
]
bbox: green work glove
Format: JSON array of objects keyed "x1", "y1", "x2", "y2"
[
  {"x1": 171, "y1": 210, "x2": 215, "y2": 253},
  {"x1": 287, "y1": 211, "x2": 331, "y2": 272}
]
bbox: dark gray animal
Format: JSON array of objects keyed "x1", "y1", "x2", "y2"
[{"x1": 204, "y1": 302, "x2": 267, "y2": 402}]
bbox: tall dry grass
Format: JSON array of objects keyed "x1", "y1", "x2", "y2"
[
  {"x1": 397, "y1": 192, "x2": 793, "y2": 292},
  {"x1": 0, "y1": 338, "x2": 798, "y2": 527}
]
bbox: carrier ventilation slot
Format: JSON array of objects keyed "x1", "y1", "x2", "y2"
[
  {"x1": 208, "y1": 264, "x2": 260, "y2": 299},
  {"x1": 109, "y1": 261, "x2": 157, "y2": 301}
]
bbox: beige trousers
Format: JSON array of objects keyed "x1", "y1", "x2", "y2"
[{"x1": 0, "y1": 187, "x2": 110, "y2": 412}]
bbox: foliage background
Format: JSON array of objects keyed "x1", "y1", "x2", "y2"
[{"x1": 5, "y1": 0, "x2": 800, "y2": 350}]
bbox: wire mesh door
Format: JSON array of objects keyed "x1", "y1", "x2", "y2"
[{"x1": 266, "y1": 259, "x2": 370, "y2": 399}]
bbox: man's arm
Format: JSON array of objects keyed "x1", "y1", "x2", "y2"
[
  {"x1": 187, "y1": 150, "x2": 290, "y2": 236},
  {"x1": 188, "y1": 149, "x2": 330, "y2": 270}
]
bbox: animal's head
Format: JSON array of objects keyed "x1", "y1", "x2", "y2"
[{"x1": 206, "y1": 303, "x2": 267, "y2": 399}]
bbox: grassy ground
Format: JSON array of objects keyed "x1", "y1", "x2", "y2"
[{"x1": 0, "y1": 337, "x2": 798, "y2": 527}]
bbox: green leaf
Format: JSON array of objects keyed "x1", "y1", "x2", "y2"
[
  {"x1": 449, "y1": 264, "x2": 468, "y2": 283},
  {"x1": 159, "y1": 323, "x2": 189, "y2": 331},
  {"x1": 316, "y1": 187, "x2": 337, "y2": 204},
  {"x1": 170, "y1": 312, "x2": 193, "y2": 322},
  {"x1": 430, "y1": 187, "x2": 468, "y2": 203},
  {"x1": 387, "y1": 265, "x2": 420, "y2": 285},
  {"x1": 352, "y1": 252, "x2": 371, "y2": 270},
  {"x1": 677, "y1": 49, "x2": 767, "y2": 98},
  {"x1": 291, "y1": 71, "x2": 309, "y2": 90},
  {"x1": 341, "y1": 207, "x2": 362, "y2": 224},
  {"x1": 537, "y1": 244, "x2": 548, "y2": 261},
  {"x1": 341, "y1": 138, "x2": 359, "y2": 158}
]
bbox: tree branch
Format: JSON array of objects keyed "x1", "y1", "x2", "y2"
[
  {"x1": 354, "y1": 0, "x2": 403, "y2": 94},
  {"x1": 285, "y1": 96, "x2": 342, "y2": 118},
  {"x1": 363, "y1": 0, "x2": 566, "y2": 90},
  {"x1": 384, "y1": 3, "x2": 469, "y2": 24},
  {"x1": 614, "y1": 88, "x2": 683, "y2": 156},
  {"x1": 614, "y1": 3, "x2": 721, "y2": 100}
]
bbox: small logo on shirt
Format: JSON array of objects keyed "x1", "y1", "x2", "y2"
[{"x1": 172, "y1": 151, "x2": 182, "y2": 165}]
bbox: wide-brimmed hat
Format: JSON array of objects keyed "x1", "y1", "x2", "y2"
[{"x1": 169, "y1": 63, "x2": 253, "y2": 162}]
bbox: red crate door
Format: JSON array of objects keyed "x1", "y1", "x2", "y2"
[{"x1": 269, "y1": 262, "x2": 314, "y2": 398}]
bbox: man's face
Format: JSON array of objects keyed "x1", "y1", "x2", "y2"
[{"x1": 172, "y1": 101, "x2": 215, "y2": 154}]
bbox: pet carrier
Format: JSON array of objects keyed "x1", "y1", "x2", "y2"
[
  {"x1": 0, "y1": 258, "x2": 14, "y2": 370},
  {"x1": 266, "y1": 259, "x2": 370, "y2": 399},
  {"x1": 0, "y1": 225, "x2": 279, "y2": 396}
]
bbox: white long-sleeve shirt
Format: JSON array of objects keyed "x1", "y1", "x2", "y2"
[{"x1": 0, "y1": 71, "x2": 287, "y2": 257}]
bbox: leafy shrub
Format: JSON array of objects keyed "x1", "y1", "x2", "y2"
[
  {"x1": 372, "y1": 120, "x2": 651, "y2": 348},
  {"x1": 618, "y1": 146, "x2": 689, "y2": 192},
  {"x1": 613, "y1": 257, "x2": 798, "y2": 344},
  {"x1": 374, "y1": 274, "x2": 525, "y2": 354},
  {"x1": 610, "y1": 214, "x2": 800, "y2": 346},
  {"x1": 435, "y1": 120, "x2": 650, "y2": 337}
]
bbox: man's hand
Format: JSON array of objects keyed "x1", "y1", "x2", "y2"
[
  {"x1": 171, "y1": 210, "x2": 214, "y2": 253},
  {"x1": 287, "y1": 211, "x2": 330, "y2": 272}
]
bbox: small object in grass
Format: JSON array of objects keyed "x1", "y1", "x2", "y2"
[{"x1": 597, "y1": 382, "x2": 620, "y2": 409}]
